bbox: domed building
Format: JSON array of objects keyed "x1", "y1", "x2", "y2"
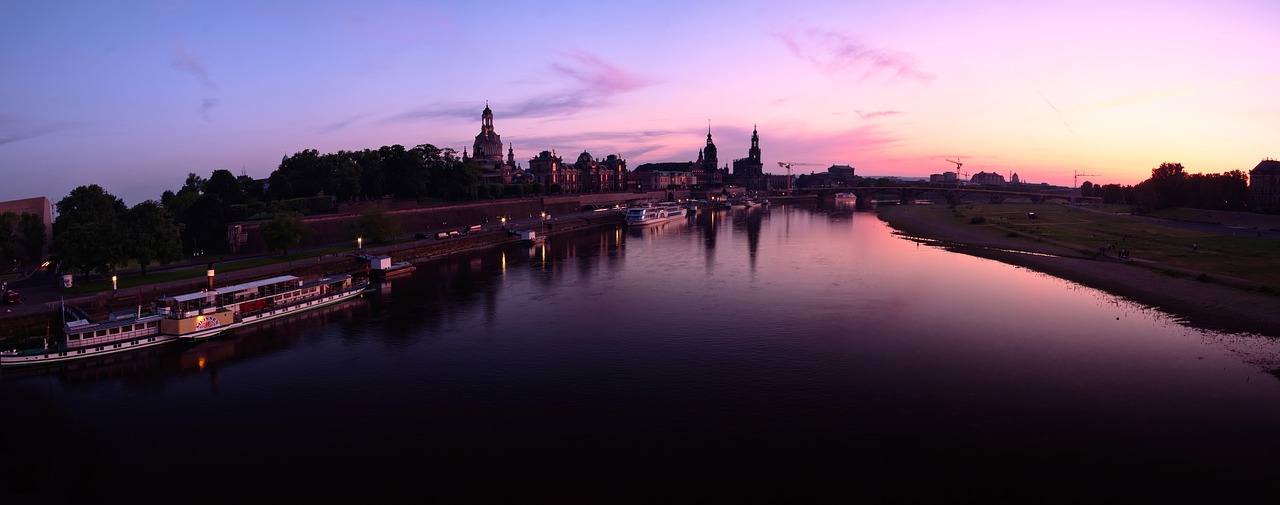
[
  {"x1": 1249, "y1": 158, "x2": 1280, "y2": 211},
  {"x1": 525, "y1": 150, "x2": 627, "y2": 193},
  {"x1": 463, "y1": 103, "x2": 519, "y2": 184}
]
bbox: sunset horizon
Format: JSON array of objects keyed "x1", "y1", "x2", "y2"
[{"x1": 4, "y1": 0, "x2": 1277, "y2": 206}]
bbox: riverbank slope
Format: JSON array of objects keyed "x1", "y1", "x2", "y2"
[{"x1": 876, "y1": 204, "x2": 1280, "y2": 340}]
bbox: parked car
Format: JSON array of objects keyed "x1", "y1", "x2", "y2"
[{"x1": 415, "y1": 232, "x2": 430, "y2": 239}]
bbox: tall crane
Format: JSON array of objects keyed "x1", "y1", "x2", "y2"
[
  {"x1": 777, "y1": 162, "x2": 825, "y2": 194},
  {"x1": 1073, "y1": 170, "x2": 1099, "y2": 189},
  {"x1": 945, "y1": 158, "x2": 966, "y2": 186}
]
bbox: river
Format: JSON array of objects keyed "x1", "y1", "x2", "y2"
[{"x1": 3, "y1": 202, "x2": 1279, "y2": 502}]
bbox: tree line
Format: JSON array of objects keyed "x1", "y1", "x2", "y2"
[
  {"x1": 1079, "y1": 162, "x2": 1249, "y2": 211},
  {"x1": 43, "y1": 151, "x2": 1256, "y2": 280},
  {"x1": 48, "y1": 142, "x2": 514, "y2": 279}
]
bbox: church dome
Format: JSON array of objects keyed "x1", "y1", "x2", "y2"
[{"x1": 577, "y1": 151, "x2": 593, "y2": 164}]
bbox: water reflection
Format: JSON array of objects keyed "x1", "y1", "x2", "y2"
[
  {"x1": 1, "y1": 297, "x2": 363, "y2": 387},
  {"x1": 5, "y1": 203, "x2": 1280, "y2": 501}
]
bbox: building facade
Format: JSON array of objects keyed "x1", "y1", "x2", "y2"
[
  {"x1": 1249, "y1": 158, "x2": 1280, "y2": 211},
  {"x1": 0, "y1": 196, "x2": 53, "y2": 259},
  {"x1": 526, "y1": 149, "x2": 570, "y2": 190},
  {"x1": 970, "y1": 171, "x2": 1006, "y2": 186}
]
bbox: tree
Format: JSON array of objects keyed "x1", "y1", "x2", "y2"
[
  {"x1": 1136, "y1": 162, "x2": 1187, "y2": 210},
  {"x1": 382, "y1": 144, "x2": 428, "y2": 200},
  {"x1": 261, "y1": 212, "x2": 306, "y2": 256},
  {"x1": 354, "y1": 149, "x2": 385, "y2": 200},
  {"x1": 180, "y1": 172, "x2": 207, "y2": 196},
  {"x1": 0, "y1": 212, "x2": 19, "y2": 269},
  {"x1": 331, "y1": 154, "x2": 363, "y2": 202},
  {"x1": 351, "y1": 209, "x2": 398, "y2": 244},
  {"x1": 124, "y1": 200, "x2": 183, "y2": 275},
  {"x1": 18, "y1": 212, "x2": 45, "y2": 262},
  {"x1": 182, "y1": 194, "x2": 228, "y2": 255},
  {"x1": 51, "y1": 185, "x2": 128, "y2": 277},
  {"x1": 205, "y1": 169, "x2": 245, "y2": 204},
  {"x1": 272, "y1": 149, "x2": 329, "y2": 199}
]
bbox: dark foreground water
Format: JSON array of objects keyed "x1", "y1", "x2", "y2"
[{"x1": 4, "y1": 203, "x2": 1280, "y2": 503}]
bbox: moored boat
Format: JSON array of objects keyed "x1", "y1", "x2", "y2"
[
  {"x1": 516, "y1": 229, "x2": 545, "y2": 245},
  {"x1": 624, "y1": 202, "x2": 687, "y2": 227},
  {"x1": 366, "y1": 254, "x2": 416, "y2": 280},
  {"x1": 1, "y1": 308, "x2": 173, "y2": 367},
  {"x1": 2, "y1": 273, "x2": 368, "y2": 368},
  {"x1": 155, "y1": 274, "x2": 367, "y2": 342}
]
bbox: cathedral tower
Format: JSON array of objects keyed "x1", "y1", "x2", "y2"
[
  {"x1": 473, "y1": 102, "x2": 504, "y2": 164},
  {"x1": 703, "y1": 126, "x2": 718, "y2": 173}
]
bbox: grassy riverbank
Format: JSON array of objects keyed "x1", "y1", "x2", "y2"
[{"x1": 876, "y1": 202, "x2": 1280, "y2": 340}]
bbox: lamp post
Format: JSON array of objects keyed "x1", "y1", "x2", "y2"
[
  {"x1": 357, "y1": 237, "x2": 363, "y2": 250},
  {"x1": 111, "y1": 275, "x2": 117, "y2": 296}
]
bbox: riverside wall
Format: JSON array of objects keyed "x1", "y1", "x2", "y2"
[
  {"x1": 230, "y1": 192, "x2": 680, "y2": 255},
  {"x1": 0, "y1": 203, "x2": 629, "y2": 347}
]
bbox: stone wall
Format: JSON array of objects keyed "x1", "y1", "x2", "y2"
[{"x1": 229, "y1": 192, "x2": 679, "y2": 255}]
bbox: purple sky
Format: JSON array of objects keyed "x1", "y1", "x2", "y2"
[{"x1": 3, "y1": 0, "x2": 1278, "y2": 207}]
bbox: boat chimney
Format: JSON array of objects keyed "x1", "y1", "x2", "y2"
[{"x1": 207, "y1": 262, "x2": 216, "y2": 291}]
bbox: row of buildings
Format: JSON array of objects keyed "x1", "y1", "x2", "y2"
[
  {"x1": 928, "y1": 170, "x2": 1023, "y2": 186},
  {"x1": 461, "y1": 104, "x2": 779, "y2": 193}
]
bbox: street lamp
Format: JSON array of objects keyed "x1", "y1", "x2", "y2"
[
  {"x1": 111, "y1": 275, "x2": 117, "y2": 295},
  {"x1": 357, "y1": 237, "x2": 363, "y2": 249}
]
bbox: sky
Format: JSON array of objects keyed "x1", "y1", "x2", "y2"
[{"x1": 3, "y1": 0, "x2": 1278, "y2": 207}]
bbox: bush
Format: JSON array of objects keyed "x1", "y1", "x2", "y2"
[{"x1": 970, "y1": 216, "x2": 986, "y2": 224}]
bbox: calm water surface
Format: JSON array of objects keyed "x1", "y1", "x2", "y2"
[{"x1": 4, "y1": 203, "x2": 1280, "y2": 502}]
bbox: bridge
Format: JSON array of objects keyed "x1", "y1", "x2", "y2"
[{"x1": 797, "y1": 186, "x2": 1100, "y2": 210}]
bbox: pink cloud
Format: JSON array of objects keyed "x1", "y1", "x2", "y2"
[
  {"x1": 392, "y1": 52, "x2": 653, "y2": 122},
  {"x1": 777, "y1": 29, "x2": 933, "y2": 83},
  {"x1": 170, "y1": 43, "x2": 214, "y2": 88}
]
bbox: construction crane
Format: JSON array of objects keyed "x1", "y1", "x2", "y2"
[
  {"x1": 945, "y1": 158, "x2": 966, "y2": 186},
  {"x1": 1073, "y1": 170, "x2": 1099, "y2": 189},
  {"x1": 777, "y1": 162, "x2": 825, "y2": 194}
]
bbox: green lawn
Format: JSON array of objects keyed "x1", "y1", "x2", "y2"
[
  {"x1": 63, "y1": 243, "x2": 372, "y2": 294},
  {"x1": 961, "y1": 203, "x2": 1280, "y2": 287}
]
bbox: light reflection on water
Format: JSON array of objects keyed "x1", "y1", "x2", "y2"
[{"x1": 3, "y1": 203, "x2": 1280, "y2": 501}]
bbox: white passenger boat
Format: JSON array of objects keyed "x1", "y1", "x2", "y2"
[
  {"x1": 624, "y1": 202, "x2": 687, "y2": 227},
  {"x1": 155, "y1": 274, "x2": 367, "y2": 342},
  {"x1": 0, "y1": 308, "x2": 173, "y2": 367},
  {"x1": 1, "y1": 274, "x2": 368, "y2": 367}
]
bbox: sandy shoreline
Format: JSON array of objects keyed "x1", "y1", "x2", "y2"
[{"x1": 875, "y1": 204, "x2": 1280, "y2": 341}]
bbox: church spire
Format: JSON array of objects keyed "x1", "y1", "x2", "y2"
[{"x1": 749, "y1": 123, "x2": 761, "y2": 162}]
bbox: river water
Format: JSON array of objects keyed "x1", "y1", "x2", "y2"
[{"x1": 3, "y1": 202, "x2": 1279, "y2": 502}]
